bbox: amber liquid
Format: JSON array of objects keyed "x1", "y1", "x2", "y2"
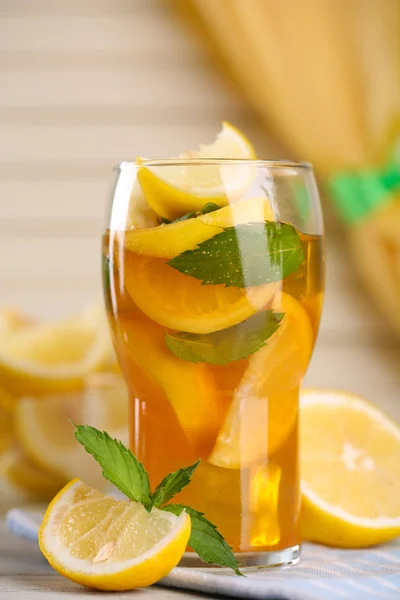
[{"x1": 104, "y1": 230, "x2": 323, "y2": 555}]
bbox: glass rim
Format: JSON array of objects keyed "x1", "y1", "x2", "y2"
[{"x1": 117, "y1": 158, "x2": 313, "y2": 170}]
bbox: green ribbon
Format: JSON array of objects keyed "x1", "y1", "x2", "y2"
[{"x1": 329, "y1": 165, "x2": 400, "y2": 225}]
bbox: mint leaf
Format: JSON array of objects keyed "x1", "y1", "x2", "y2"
[
  {"x1": 165, "y1": 202, "x2": 221, "y2": 225},
  {"x1": 165, "y1": 310, "x2": 283, "y2": 365},
  {"x1": 74, "y1": 424, "x2": 151, "y2": 505},
  {"x1": 199, "y1": 202, "x2": 221, "y2": 214},
  {"x1": 168, "y1": 221, "x2": 304, "y2": 288},
  {"x1": 162, "y1": 504, "x2": 242, "y2": 575},
  {"x1": 151, "y1": 460, "x2": 200, "y2": 507}
]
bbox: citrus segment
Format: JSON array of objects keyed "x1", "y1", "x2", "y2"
[
  {"x1": 117, "y1": 312, "x2": 225, "y2": 455},
  {"x1": 138, "y1": 122, "x2": 256, "y2": 220},
  {"x1": 123, "y1": 252, "x2": 277, "y2": 335},
  {"x1": 39, "y1": 479, "x2": 191, "y2": 591},
  {"x1": 209, "y1": 293, "x2": 313, "y2": 468},
  {"x1": 0, "y1": 307, "x2": 115, "y2": 395},
  {"x1": 15, "y1": 373, "x2": 128, "y2": 489},
  {"x1": 301, "y1": 389, "x2": 400, "y2": 547},
  {"x1": 124, "y1": 196, "x2": 274, "y2": 258}
]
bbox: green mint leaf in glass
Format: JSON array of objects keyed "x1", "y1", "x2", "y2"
[
  {"x1": 151, "y1": 460, "x2": 200, "y2": 508},
  {"x1": 168, "y1": 221, "x2": 304, "y2": 288},
  {"x1": 162, "y1": 504, "x2": 242, "y2": 576},
  {"x1": 165, "y1": 310, "x2": 284, "y2": 365},
  {"x1": 199, "y1": 202, "x2": 221, "y2": 214},
  {"x1": 74, "y1": 424, "x2": 151, "y2": 505},
  {"x1": 169, "y1": 202, "x2": 221, "y2": 224}
]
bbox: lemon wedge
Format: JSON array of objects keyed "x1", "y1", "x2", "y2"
[
  {"x1": 301, "y1": 389, "x2": 400, "y2": 547},
  {"x1": 138, "y1": 122, "x2": 256, "y2": 220},
  {"x1": 15, "y1": 373, "x2": 128, "y2": 489},
  {"x1": 0, "y1": 306, "x2": 116, "y2": 395},
  {"x1": 39, "y1": 479, "x2": 191, "y2": 591},
  {"x1": 124, "y1": 196, "x2": 274, "y2": 258}
]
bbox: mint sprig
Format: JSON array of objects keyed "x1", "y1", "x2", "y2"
[
  {"x1": 73, "y1": 425, "x2": 241, "y2": 575},
  {"x1": 165, "y1": 310, "x2": 284, "y2": 365},
  {"x1": 168, "y1": 221, "x2": 304, "y2": 288}
]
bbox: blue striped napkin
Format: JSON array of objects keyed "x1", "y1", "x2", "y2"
[{"x1": 7, "y1": 508, "x2": 400, "y2": 599}]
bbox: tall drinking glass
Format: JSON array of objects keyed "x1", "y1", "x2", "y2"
[{"x1": 103, "y1": 159, "x2": 324, "y2": 568}]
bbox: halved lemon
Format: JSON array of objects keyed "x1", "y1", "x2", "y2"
[
  {"x1": 0, "y1": 448, "x2": 65, "y2": 501},
  {"x1": 15, "y1": 373, "x2": 128, "y2": 489},
  {"x1": 123, "y1": 252, "x2": 277, "y2": 335},
  {"x1": 209, "y1": 293, "x2": 313, "y2": 468},
  {"x1": 124, "y1": 196, "x2": 274, "y2": 258},
  {"x1": 39, "y1": 479, "x2": 191, "y2": 591},
  {"x1": 301, "y1": 389, "x2": 400, "y2": 547},
  {"x1": 0, "y1": 306, "x2": 116, "y2": 395},
  {"x1": 138, "y1": 122, "x2": 256, "y2": 220}
]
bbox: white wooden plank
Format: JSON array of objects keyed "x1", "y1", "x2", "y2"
[
  {"x1": 0, "y1": 237, "x2": 99, "y2": 281},
  {"x1": 0, "y1": 49, "x2": 204, "y2": 70},
  {"x1": 0, "y1": 0, "x2": 157, "y2": 16},
  {"x1": 0, "y1": 180, "x2": 110, "y2": 220},
  {"x1": 0, "y1": 69, "x2": 240, "y2": 110},
  {"x1": 0, "y1": 14, "x2": 191, "y2": 54},
  {"x1": 0, "y1": 122, "x2": 268, "y2": 162},
  {"x1": 0, "y1": 106, "x2": 248, "y2": 126},
  {"x1": 305, "y1": 342, "x2": 400, "y2": 421}
]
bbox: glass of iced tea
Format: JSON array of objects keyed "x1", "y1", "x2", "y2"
[{"x1": 103, "y1": 158, "x2": 324, "y2": 568}]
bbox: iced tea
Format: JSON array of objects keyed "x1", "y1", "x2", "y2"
[{"x1": 103, "y1": 160, "x2": 324, "y2": 565}]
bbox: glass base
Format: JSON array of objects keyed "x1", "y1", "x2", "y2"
[{"x1": 180, "y1": 544, "x2": 300, "y2": 571}]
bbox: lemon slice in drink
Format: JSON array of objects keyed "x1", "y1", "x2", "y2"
[
  {"x1": 124, "y1": 196, "x2": 274, "y2": 259},
  {"x1": 0, "y1": 307, "x2": 115, "y2": 395},
  {"x1": 39, "y1": 479, "x2": 191, "y2": 591},
  {"x1": 117, "y1": 312, "x2": 225, "y2": 454},
  {"x1": 138, "y1": 122, "x2": 256, "y2": 220},
  {"x1": 123, "y1": 252, "x2": 277, "y2": 335},
  {"x1": 301, "y1": 389, "x2": 400, "y2": 547},
  {"x1": 209, "y1": 294, "x2": 313, "y2": 468},
  {"x1": 15, "y1": 373, "x2": 127, "y2": 489}
]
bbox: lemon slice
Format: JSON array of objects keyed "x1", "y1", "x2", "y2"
[
  {"x1": 0, "y1": 306, "x2": 116, "y2": 395},
  {"x1": 0, "y1": 448, "x2": 65, "y2": 501},
  {"x1": 123, "y1": 252, "x2": 277, "y2": 335},
  {"x1": 138, "y1": 122, "x2": 256, "y2": 220},
  {"x1": 301, "y1": 389, "x2": 400, "y2": 547},
  {"x1": 209, "y1": 294, "x2": 313, "y2": 468},
  {"x1": 117, "y1": 312, "x2": 225, "y2": 454},
  {"x1": 15, "y1": 373, "x2": 128, "y2": 489},
  {"x1": 124, "y1": 196, "x2": 274, "y2": 258},
  {"x1": 39, "y1": 479, "x2": 191, "y2": 591}
]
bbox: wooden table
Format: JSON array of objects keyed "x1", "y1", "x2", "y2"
[{"x1": 0, "y1": 519, "x2": 216, "y2": 599}]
